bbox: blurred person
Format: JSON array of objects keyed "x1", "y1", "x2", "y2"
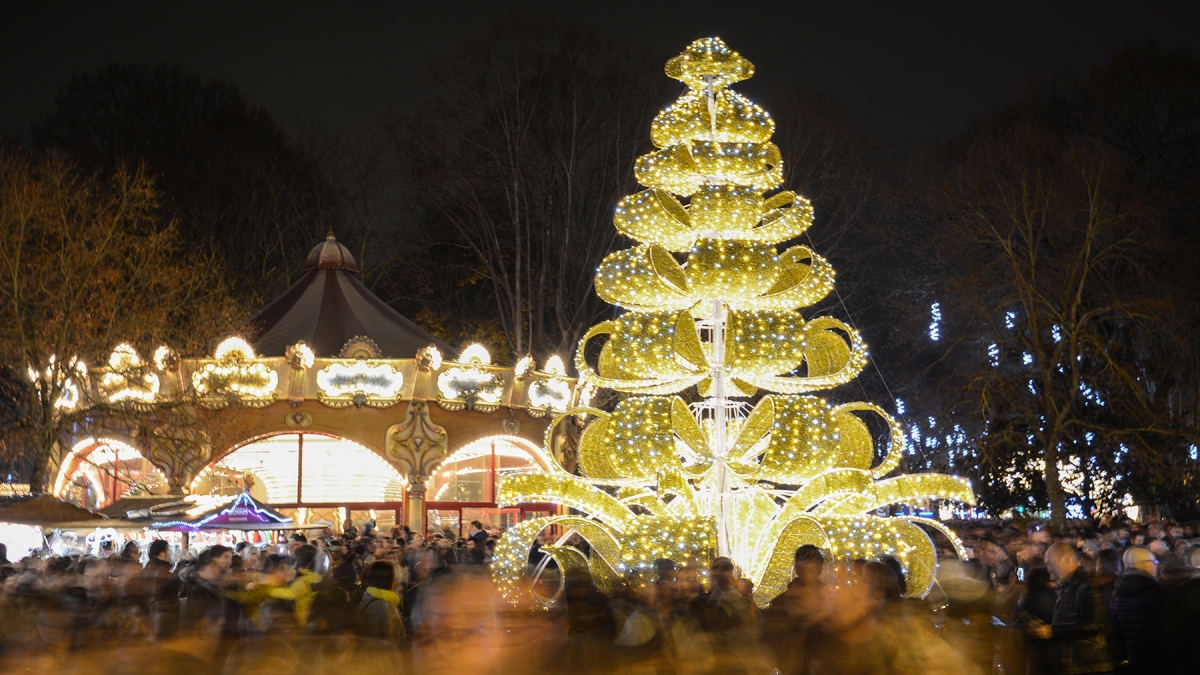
[
  {"x1": 613, "y1": 575, "x2": 666, "y2": 671},
  {"x1": 1112, "y1": 546, "x2": 1165, "y2": 674},
  {"x1": 241, "y1": 553, "x2": 298, "y2": 634},
  {"x1": 263, "y1": 544, "x2": 322, "y2": 626},
  {"x1": 117, "y1": 540, "x2": 140, "y2": 567},
  {"x1": 561, "y1": 566, "x2": 616, "y2": 675},
  {"x1": 410, "y1": 574, "x2": 501, "y2": 675},
  {"x1": 354, "y1": 560, "x2": 404, "y2": 642},
  {"x1": 180, "y1": 544, "x2": 238, "y2": 641},
  {"x1": 140, "y1": 539, "x2": 181, "y2": 640},
  {"x1": 467, "y1": 520, "x2": 488, "y2": 565},
  {"x1": 807, "y1": 564, "x2": 897, "y2": 675},
  {"x1": 699, "y1": 556, "x2": 763, "y2": 674},
  {"x1": 1160, "y1": 546, "x2": 1200, "y2": 673},
  {"x1": 1030, "y1": 542, "x2": 1117, "y2": 675},
  {"x1": 1016, "y1": 566, "x2": 1058, "y2": 675},
  {"x1": 402, "y1": 548, "x2": 436, "y2": 629},
  {"x1": 764, "y1": 544, "x2": 826, "y2": 675}
]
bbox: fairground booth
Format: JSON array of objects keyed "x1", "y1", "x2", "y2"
[{"x1": 51, "y1": 233, "x2": 579, "y2": 541}]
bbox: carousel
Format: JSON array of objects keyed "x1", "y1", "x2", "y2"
[{"x1": 51, "y1": 233, "x2": 579, "y2": 539}]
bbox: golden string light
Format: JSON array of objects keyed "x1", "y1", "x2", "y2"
[{"x1": 495, "y1": 36, "x2": 974, "y2": 605}]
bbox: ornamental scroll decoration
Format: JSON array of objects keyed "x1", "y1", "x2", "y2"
[
  {"x1": 98, "y1": 344, "x2": 160, "y2": 410},
  {"x1": 386, "y1": 400, "x2": 449, "y2": 496},
  {"x1": 493, "y1": 38, "x2": 974, "y2": 607}
]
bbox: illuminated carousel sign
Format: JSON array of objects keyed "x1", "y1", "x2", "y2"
[{"x1": 316, "y1": 360, "x2": 405, "y2": 408}]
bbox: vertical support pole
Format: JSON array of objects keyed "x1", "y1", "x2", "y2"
[
  {"x1": 296, "y1": 433, "x2": 304, "y2": 504},
  {"x1": 711, "y1": 298, "x2": 731, "y2": 559},
  {"x1": 490, "y1": 440, "x2": 497, "y2": 505}
]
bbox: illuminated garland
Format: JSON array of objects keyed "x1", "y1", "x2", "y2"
[{"x1": 495, "y1": 37, "x2": 974, "y2": 605}]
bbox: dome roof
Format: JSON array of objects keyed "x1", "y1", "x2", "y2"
[
  {"x1": 305, "y1": 230, "x2": 359, "y2": 272},
  {"x1": 248, "y1": 233, "x2": 453, "y2": 359}
]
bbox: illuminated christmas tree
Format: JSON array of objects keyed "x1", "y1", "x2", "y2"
[{"x1": 493, "y1": 38, "x2": 974, "y2": 604}]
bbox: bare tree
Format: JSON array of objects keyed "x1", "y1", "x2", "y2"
[
  {"x1": 926, "y1": 120, "x2": 1176, "y2": 529},
  {"x1": 0, "y1": 148, "x2": 244, "y2": 492},
  {"x1": 387, "y1": 21, "x2": 662, "y2": 361}
]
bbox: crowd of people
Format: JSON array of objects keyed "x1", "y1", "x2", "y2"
[{"x1": 0, "y1": 515, "x2": 1197, "y2": 675}]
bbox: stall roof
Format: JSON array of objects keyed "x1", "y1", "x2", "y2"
[
  {"x1": 98, "y1": 496, "x2": 184, "y2": 520},
  {"x1": 0, "y1": 495, "x2": 107, "y2": 526},
  {"x1": 133, "y1": 492, "x2": 295, "y2": 531}
]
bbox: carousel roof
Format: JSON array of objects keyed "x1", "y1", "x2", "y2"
[{"x1": 249, "y1": 231, "x2": 453, "y2": 359}]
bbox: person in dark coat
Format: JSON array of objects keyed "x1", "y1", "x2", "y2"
[
  {"x1": 764, "y1": 545, "x2": 825, "y2": 675},
  {"x1": 466, "y1": 520, "x2": 488, "y2": 565},
  {"x1": 140, "y1": 539, "x2": 181, "y2": 639},
  {"x1": 1161, "y1": 547, "x2": 1200, "y2": 674},
  {"x1": 1031, "y1": 543, "x2": 1118, "y2": 675},
  {"x1": 1112, "y1": 547, "x2": 1167, "y2": 675},
  {"x1": 355, "y1": 560, "x2": 403, "y2": 642},
  {"x1": 1016, "y1": 566, "x2": 1058, "y2": 675},
  {"x1": 179, "y1": 545, "x2": 238, "y2": 640}
]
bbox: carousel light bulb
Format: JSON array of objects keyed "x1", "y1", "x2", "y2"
[
  {"x1": 543, "y1": 355, "x2": 566, "y2": 376},
  {"x1": 214, "y1": 336, "x2": 256, "y2": 361},
  {"x1": 460, "y1": 343, "x2": 491, "y2": 365}
]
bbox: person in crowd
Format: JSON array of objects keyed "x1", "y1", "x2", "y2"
[
  {"x1": 467, "y1": 520, "x2": 488, "y2": 565},
  {"x1": 410, "y1": 574, "x2": 501, "y2": 675},
  {"x1": 179, "y1": 544, "x2": 238, "y2": 640},
  {"x1": 139, "y1": 539, "x2": 180, "y2": 639},
  {"x1": 1113, "y1": 546, "x2": 1167, "y2": 674},
  {"x1": 355, "y1": 560, "x2": 404, "y2": 642},
  {"x1": 764, "y1": 545, "x2": 826, "y2": 675},
  {"x1": 699, "y1": 556, "x2": 763, "y2": 673},
  {"x1": 1016, "y1": 566, "x2": 1058, "y2": 675},
  {"x1": 1031, "y1": 542, "x2": 1118, "y2": 675}
]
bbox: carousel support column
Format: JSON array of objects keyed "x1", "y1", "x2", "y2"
[
  {"x1": 386, "y1": 399, "x2": 448, "y2": 538},
  {"x1": 405, "y1": 476, "x2": 428, "y2": 534}
]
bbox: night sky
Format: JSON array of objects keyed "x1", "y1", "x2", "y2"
[{"x1": 3, "y1": 1, "x2": 1199, "y2": 152}]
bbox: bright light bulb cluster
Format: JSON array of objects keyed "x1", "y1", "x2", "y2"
[
  {"x1": 192, "y1": 336, "x2": 278, "y2": 408},
  {"x1": 99, "y1": 344, "x2": 160, "y2": 405},
  {"x1": 494, "y1": 37, "x2": 974, "y2": 607}
]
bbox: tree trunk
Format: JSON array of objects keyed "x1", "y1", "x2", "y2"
[
  {"x1": 1044, "y1": 442, "x2": 1068, "y2": 532},
  {"x1": 28, "y1": 447, "x2": 50, "y2": 495}
]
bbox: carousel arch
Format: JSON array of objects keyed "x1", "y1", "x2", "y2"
[
  {"x1": 54, "y1": 437, "x2": 168, "y2": 510},
  {"x1": 191, "y1": 431, "x2": 407, "y2": 507},
  {"x1": 424, "y1": 435, "x2": 560, "y2": 536}
]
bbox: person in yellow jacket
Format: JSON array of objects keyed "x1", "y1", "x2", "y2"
[{"x1": 262, "y1": 544, "x2": 323, "y2": 627}]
